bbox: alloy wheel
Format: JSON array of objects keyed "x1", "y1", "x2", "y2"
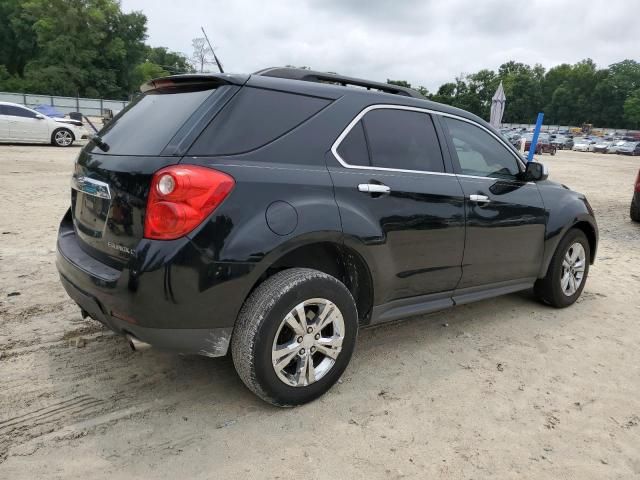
[
  {"x1": 561, "y1": 242, "x2": 586, "y2": 296},
  {"x1": 271, "y1": 298, "x2": 345, "y2": 387},
  {"x1": 55, "y1": 130, "x2": 73, "y2": 146}
]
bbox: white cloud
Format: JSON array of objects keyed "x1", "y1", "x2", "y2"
[{"x1": 121, "y1": 0, "x2": 637, "y2": 90}]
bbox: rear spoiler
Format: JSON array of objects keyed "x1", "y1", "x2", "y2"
[{"x1": 140, "y1": 74, "x2": 249, "y2": 93}]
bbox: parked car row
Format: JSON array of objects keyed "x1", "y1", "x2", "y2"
[
  {"x1": 500, "y1": 126, "x2": 640, "y2": 157},
  {"x1": 0, "y1": 101, "x2": 88, "y2": 147},
  {"x1": 571, "y1": 137, "x2": 640, "y2": 155}
]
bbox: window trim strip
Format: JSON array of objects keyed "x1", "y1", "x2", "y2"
[{"x1": 330, "y1": 104, "x2": 527, "y2": 179}]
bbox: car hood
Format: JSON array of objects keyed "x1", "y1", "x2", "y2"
[
  {"x1": 539, "y1": 178, "x2": 570, "y2": 190},
  {"x1": 54, "y1": 118, "x2": 83, "y2": 127}
]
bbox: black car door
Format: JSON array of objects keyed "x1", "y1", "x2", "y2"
[
  {"x1": 439, "y1": 116, "x2": 546, "y2": 292},
  {"x1": 328, "y1": 107, "x2": 466, "y2": 307}
]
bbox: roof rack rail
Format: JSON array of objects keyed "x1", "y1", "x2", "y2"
[{"x1": 253, "y1": 67, "x2": 425, "y2": 99}]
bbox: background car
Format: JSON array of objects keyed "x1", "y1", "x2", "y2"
[
  {"x1": 593, "y1": 140, "x2": 613, "y2": 153},
  {"x1": 0, "y1": 101, "x2": 86, "y2": 147},
  {"x1": 606, "y1": 140, "x2": 627, "y2": 154},
  {"x1": 501, "y1": 131, "x2": 522, "y2": 149},
  {"x1": 617, "y1": 141, "x2": 640, "y2": 156},
  {"x1": 572, "y1": 138, "x2": 596, "y2": 152},
  {"x1": 524, "y1": 133, "x2": 557, "y2": 155},
  {"x1": 631, "y1": 169, "x2": 640, "y2": 222},
  {"x1": 551, "y1": 135, "x2": 574, "y2": 150}
]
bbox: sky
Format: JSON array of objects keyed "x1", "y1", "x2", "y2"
[{"x1": 120, "y1": 0, "x2": 637, "y2": 91}]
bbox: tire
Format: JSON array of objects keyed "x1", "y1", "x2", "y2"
[
  {"x1": 232, "y1": 268, "x2": 358, "y2": 407},
  {"x1": 51, "y1": 128, "x2": 74, "y2": 147},
  {"x1": 631, "y1": 199, "x2": 640, "y2": 222},
  {"x1": 534, "y1": 229, "x2": 590, "y2": 308},
  {"x1": 551, "y1": 148, "x2": 556, "y2": 156}
]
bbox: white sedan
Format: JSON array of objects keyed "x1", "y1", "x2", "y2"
[
  {"x1": 0, "y1": 102, "x2": 87, "y2": 147},
  {"x1": 572, "y1": 138, "x2": 596, "y2": 152}
]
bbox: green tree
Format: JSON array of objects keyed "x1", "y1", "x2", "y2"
[
  {"x1": 387, "y1": 79, "x2": 412, "y2": 88},
  {"x1": 466, "y1": 69, "x2": 498, "y2": 119},
  {"x1": 498, "y1": 62, "x2": 543, "y2": 123},
  {"x1": 144, "y1": 47, "x2": 193, "y2": 75},
  {"x1": 132, "y1": 61, "x2": 169, "y2": 87},
  {"x1": 0, "y1": 0, "x2": 191, "y2": 98},
  {"x1": 624, "y1": 90, "x2": 640, "y2": 129}
]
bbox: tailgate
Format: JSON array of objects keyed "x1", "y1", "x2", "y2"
[{"x1": 71, "y1": 152, "x2": 178, "y2": 267}]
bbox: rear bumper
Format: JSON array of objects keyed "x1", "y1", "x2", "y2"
[
  {"x1": 56, "y1": 211, "x2": 256, "y2": 356},
  {"x1": 58, "y1": 272, "x2": 232, "y2": 356}
]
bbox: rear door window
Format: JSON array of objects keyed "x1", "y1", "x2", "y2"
[
  {"x1": 336, "y1": 121, "x2": 370, "y2": 166},
  {"x1": 361, "y1": 109, "x2": 445, "y2": 173},
  {"x1": 188, "y1": 87, "x2": 330, "y2": 156}
]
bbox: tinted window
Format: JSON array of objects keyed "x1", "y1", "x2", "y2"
[
  {"x1": 336, "y1": 121, "x2": 369, "y2": 166},
  {"x1": 362, "y1": 109, "x2": 444, "y2": 173},
  {"x1": 189, "y1": 87, "x2": 330, "y2": 156},
  {"x1": 3, "y1": 105, "x2": 37, "y2": 118},
  {"x1": 444, "y1": 117, "x2": 521, "y2": 179},
  {"x1": 96, "y1": 88, "x2": 216, "y2": 155}
]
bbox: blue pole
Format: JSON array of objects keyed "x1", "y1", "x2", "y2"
[{"x1": 527, "y1": 112, "x2": 545, "y2": 162}]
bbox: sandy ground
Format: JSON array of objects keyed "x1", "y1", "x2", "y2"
[{"x1": 0, "y1": 145, "x2": 639, "y2": 479}]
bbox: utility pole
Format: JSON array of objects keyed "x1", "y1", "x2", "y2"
[{"x1": 201, "y1": 27, "x2": 224, "y2": 73}]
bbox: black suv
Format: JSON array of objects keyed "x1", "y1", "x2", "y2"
[{"x1": 56, "y1": 68, "x2": 598, "y2": 406}]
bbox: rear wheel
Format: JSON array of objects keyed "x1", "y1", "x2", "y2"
[
  {"x1": 534, "y1": 229, "x2": 590, "y2": 308},
  {"x1": 232, "y1": 268, "x2": 358, "y2": 406},
  {"x1": 52, "y1": 128, "x2": 74, "y2": 147}
]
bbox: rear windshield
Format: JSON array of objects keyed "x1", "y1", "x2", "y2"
[{"x1": 93, "y1": 88, "x2": 216, "y2": 156}]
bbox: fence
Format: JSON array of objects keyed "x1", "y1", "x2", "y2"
[{"x1": 0, "y1": 91, "x2": 128, "y2": 117}]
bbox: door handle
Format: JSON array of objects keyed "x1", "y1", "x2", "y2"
[
  {"x1": 469, "y1": 194, "x2": 490, "y2": 203},
  {"x1": 358, "y1": 183, "x2": 391, "y2": 194}
]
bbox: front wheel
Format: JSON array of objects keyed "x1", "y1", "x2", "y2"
[
  {"x1": 232, "y1": 268, "x2": 358, "y2": 406},
  {"x1": 534, "y1": 229, "x2": 590, "y2": 308},
  {"x1": 52, "y1": 128, "x2": 74, "y2": 147}
]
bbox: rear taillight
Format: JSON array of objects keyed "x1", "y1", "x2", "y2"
[
  {"x1": 144, "y1": 165, "x2": 234, "y2": 240},
  {"x1": 635, "y1": 171, "x2": 640, "y2": 193}
]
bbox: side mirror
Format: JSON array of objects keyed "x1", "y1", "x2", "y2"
[
  {"x1": 35, "y1": 114, "x2": 45, "y2": 119},
  {"x1": 523, "y1": 161, "x2": 548, "y2": 182}
]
